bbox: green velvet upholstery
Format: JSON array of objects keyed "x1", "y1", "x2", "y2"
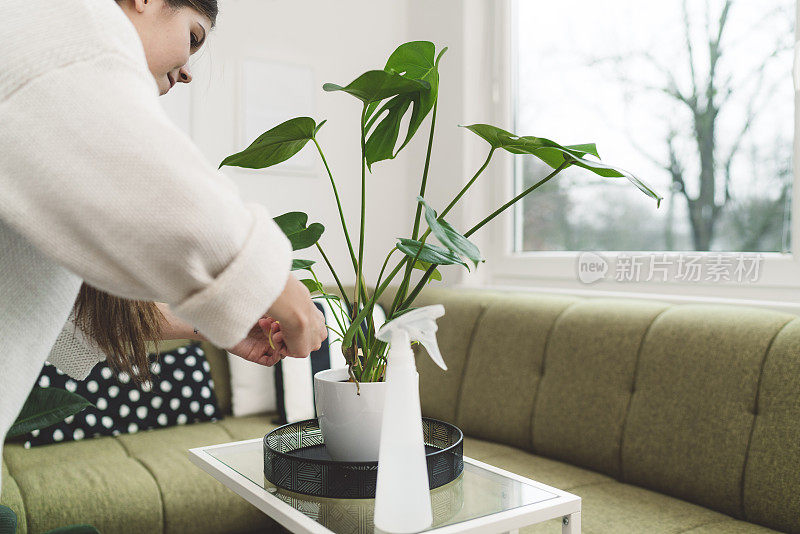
[
  {"x1": 1, "y1": 463, "x2": 26, "y2": 534},
  {"x1": 378, "y1": 288, "x2": 487, "y2": 424},
  {"x1": 620, "y1": 306, "x2": 793, "y2": 519},
  {"x1": 531, "y1": 299, "x2": 669, "y2": 478},
  {"x1": 2, "y1": 415, "x2": 282, "y2": 534},
  {"x1": 3, "y1": 288, "x2": 799, "y2": 533},
  {"x1": 742, "y1": 318, "x2": 800, "y2": 533},
  {"x1": 457, "y1": 294, "x2": 579, "y2": 450}
]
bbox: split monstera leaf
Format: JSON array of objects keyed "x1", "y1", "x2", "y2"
[{"x1": 219, "y1": 40, "x2": 661, "y2": 382}]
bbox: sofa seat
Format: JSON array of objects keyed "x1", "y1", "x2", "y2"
[
  {"x1": 2, "y1": 414, "x2": 283, "y2": 534},
  {"x1": 463, "y1": 438, "x2": 780, "y2": 534},
  {"x1": 2, "y1": 414, "x2": 786, "y2": 534}
]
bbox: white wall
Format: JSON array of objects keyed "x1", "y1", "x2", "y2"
[
  {"x1": 405, "y1": 0, "x2": 501, "y2": 287},
  {"x1": 165, "y1": 0, "x2": 424, "y2": 289}
]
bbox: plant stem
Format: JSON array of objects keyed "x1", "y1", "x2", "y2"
[
  {"x1": 392, "y1": 101, "x2": 440, "y2": 317},
  {"x1": 355, "y1": 106, "x2": 368, "y2": 312},
  {"x1": 439, "y1": 148, "x2": 495, "y2": 220},
  {"x1": 312, "y1": 139, "x2": 359, "y2": 274},
  {"x1": 465, "y1": 160, "x2": 572, "y2": 238},
  {"x1": 375, "y1": 247, "x2": 397, "y2": 294},
  {"x1": 312, "y1": 138, "x2": 370, "y2": 324},
  {"x1": 398, "y1": 161, "x2": 573, "y2": 311},
  {"x1": 315, "y1": 243, "x2": 351, "y2": 311},
  {"x1": 391, "y1": 147, "x2": 496, "y2": 316},
  {"x1": 341, "y1": 257, "x2": 408, "y2": 350}
]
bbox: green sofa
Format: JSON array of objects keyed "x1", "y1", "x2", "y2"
[{"x1": 3, "y1": 287, "x2": 800, "y2": 533}]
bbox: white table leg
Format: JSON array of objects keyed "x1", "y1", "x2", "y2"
[{"x1": 562, "y1": 512, "x2": 581, "y2": 534}]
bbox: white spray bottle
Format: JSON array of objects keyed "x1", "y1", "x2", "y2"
[{"x1": 373, "y1": 305, "x2": 447, "y2": 533}]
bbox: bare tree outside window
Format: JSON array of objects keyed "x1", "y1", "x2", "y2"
[{"x1": 515, "y1": 0, "x2": 794, "y2": 253}]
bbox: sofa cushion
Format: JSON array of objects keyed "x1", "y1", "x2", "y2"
[
  {"x1": 531, "y1": 299, "x2": 669, "y2": 478},
  {"x1": 114, "y1": 421, "x2": 270, "y2": 534},
  {"x1": 379, "y1": 288, "x2": 488, "y2": 424},
  {"x1": 464, "y1": 436, "x2": 780, "y2": 534},
  {"x1": 4, "y1": 443, "x2": 162, "y2": 534},
  {"x1": 456, "y1": 294, "x2": 579, "y2": 450},
  {"x1": 523, "y1": 481, "x2": 779, "y2": 534},
  {"x1": 463, "y1": 437, "x2": 612, "y2": 490},
  {"x1": 2, "y1": 415, "x2": 282, "y2": 534},
  {"x1": 743, "y1": 317, "x2": 800, "y2": 533},
  {"x1": 620, "y1": 305, "x2": 794, "y2": 519},
  {"x1": 0, "y1": 463, "x2": 26, "y2": 534}
]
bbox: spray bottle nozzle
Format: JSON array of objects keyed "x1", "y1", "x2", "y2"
[{"x1": 377, "y1": 305, "x2": 447, "y2": 370}]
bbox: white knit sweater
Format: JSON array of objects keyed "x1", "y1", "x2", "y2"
[{"x1": 0, "y1": 0, "x2": 292, "y2": 490}]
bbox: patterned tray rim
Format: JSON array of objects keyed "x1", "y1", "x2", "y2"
[{"x1": 262, "y1": 417, "x2": 464, "y2": 467}]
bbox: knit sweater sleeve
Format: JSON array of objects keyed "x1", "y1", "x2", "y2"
[
  {"x1": 0, "y1": 52, "x2": 292, "y2": 349},
  {"x1": 46, "y1": 316, "x2": 108, "y2": 381}
]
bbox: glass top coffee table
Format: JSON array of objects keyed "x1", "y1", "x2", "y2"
[{"x1": 188, "y1": 438, "x2": 581, "y2": 534}]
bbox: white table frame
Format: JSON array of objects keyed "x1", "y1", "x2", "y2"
[{"x1": 189, "y1": 438, "x2": 581, "y2": 534}]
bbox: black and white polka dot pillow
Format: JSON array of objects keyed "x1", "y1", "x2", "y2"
[{"x1": 21, "y1": 343, "x2": 221, "y2": 447}]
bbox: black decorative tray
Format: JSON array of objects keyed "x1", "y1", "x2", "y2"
[{"x1": 263, "y1": 417, "x2": 464, "y2": 499}]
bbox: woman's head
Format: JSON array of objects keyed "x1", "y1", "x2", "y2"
[{"x1": 117, "y1": 0, "x2": 217, "y2": 95}]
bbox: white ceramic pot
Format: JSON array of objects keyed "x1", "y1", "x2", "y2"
[{"x1": 314, "y1": 367, "x2": 387, "y2": 462}]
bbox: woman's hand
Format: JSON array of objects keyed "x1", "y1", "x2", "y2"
[
  {"x1": 267, "y1": 274, "x2": 328, "y2": 358},
  {"x1": 227, "y1": 317, "x2": 287, "y2": 366}
]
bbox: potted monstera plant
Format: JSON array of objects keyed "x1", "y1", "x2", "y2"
[{"x1": 220, "y1": 40, "x2": 661, "y2": 461}]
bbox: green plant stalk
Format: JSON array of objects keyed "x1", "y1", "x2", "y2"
[
  {"x1": 341, "y1": 256, "x2": 407, "y2": 352},
  {"x1": 465, "y1": 160, "x2": 572, "y2": 239},
  {"x1": 365, "y1": 246, "x2": 399, "y2": 375},
  {"x1": 312, "y1": 139, "x2": 359, "y2": 274},
  {"x1": 307, "y1": 267, "x2": 350, "y2": 347},
  {"x1": 439, "y1": 148, "x2": 495, "y2": 220},
  {"x1": 389, "y1": 146, "x2": 496, "y2": 316},
  {"x1": 315, "y1": 243, "x2": 351, "y2": 311},
  {"x1": 374, "y1": 247, "x2": 398, "y2": 295},
  {"x1": 398, "y1": 161, "x2": 573, "y2": 311},
  {"x1": 338, "y1": 143, "x2": 511, "y2": 364},
  {"x1": 312, "y1": 138, "x2": 370, "y2": 317},
  {"x1": 354, "y1": 105, "x2": 367, "y2": 326},
  {"x1": 307, "y1": 257, "x2": 368, "y2": 373},
  {"x1": 393, "y1": 100, "x2": 440, "y2": 314}
]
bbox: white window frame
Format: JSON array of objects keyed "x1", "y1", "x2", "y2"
[{"x1": 464, "y1": 0, "x2": 800, "y2": 313}]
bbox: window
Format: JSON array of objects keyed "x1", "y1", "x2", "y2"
[
  {"x1": 482, "y1": 0, "x2": 800, "y2": 305},
  {"x1": 514, "y1": 0, "x2": 794, "y2": 254}
]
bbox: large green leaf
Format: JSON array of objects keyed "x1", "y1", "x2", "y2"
[
  {"x1": 299, "y1": 279, "x2": 323, "y2": 294},
  {"x1": 273, "y1": 212, "x2": 325, "y2": 251},
  {"x1": 412, "y1": 260, "x2": 442, "y2": 282},
  {"x1": 323, "y1": 70, "x2": 428, "y2": 104},
  {"x1": 219, "y1": 117, "x2": 320, "y2": 170},
  {"x1": 417, "y1": 196, "x2": 482, "y2": 268},
  {"x1": 462, "y1": 124, "x2": 662, "y2": 206},
  {"x1": 291, "y1": 259, "x2": 316, "y2": 271},
  {"x1": 396, "y1": 238, "x2": 468, "y2": 269},
  {"x1": 7, "y1": 387, "x2": 94, "y2": 439},
  {"x1": 363, "y1": 42, "x2": 447, "y2": 167},
  {"x1": 0, "y1": 505, "x2": 16, "y2": 534}
]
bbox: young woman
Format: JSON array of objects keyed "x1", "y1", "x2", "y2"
[{"x1": 0, "y1": 0, "x2": 327, "y2": 492}]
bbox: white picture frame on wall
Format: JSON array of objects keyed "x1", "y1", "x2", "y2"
[{"x1": 239, "y1": 58, "x2": 316, "y2": 174}]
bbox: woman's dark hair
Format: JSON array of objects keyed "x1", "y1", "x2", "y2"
[
  {"x1": 165, "y1": 0, "x2": 218, "y2": 26},
  {"x1": 74, "y1": 284, "x2": 165, "y2": 386},
  {"x1": 115, "y1": 0, "x2": 219, "y2": 26}
]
